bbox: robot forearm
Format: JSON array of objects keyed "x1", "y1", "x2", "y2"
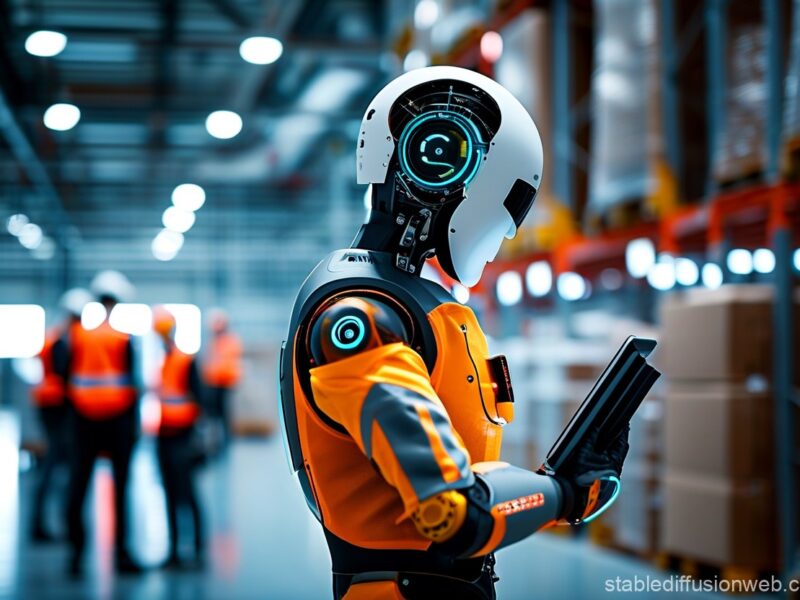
[{"x1": 413, "y1": 462, "x2": 565, "y2": 558}]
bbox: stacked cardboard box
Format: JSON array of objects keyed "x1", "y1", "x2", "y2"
[{"x1": 660, "y1": 285, "x2": 790, "y2": 571}]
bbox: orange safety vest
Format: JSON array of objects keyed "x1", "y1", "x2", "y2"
[
  {"x1": 32, "y1": 325, "x2": 71, "y2": 407},
  {"x1": 203, "y1": 332, "x2": 242, "y2": 388},
  {"x1": 68, "y1": 321, "x2": 136, "y2": 420},
  {"x1": 159, "y1": 348, "x2": 200, "y2": 432}
]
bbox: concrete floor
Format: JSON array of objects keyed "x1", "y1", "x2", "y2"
[{"x1": 5, "y1": 423, "x2": 723, "y2": 599}]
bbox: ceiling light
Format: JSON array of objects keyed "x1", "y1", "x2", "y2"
[
  {"x1": 163, "y1": 304, "x2": 202, "y2": 355},
  {"x1": 43, "y1": 103, "x2": 80, "y2": 131},
  {"x1": 152, "y1": 229, "x2": 184, "y2": 261},
  {"x1": 81, "y1": 302, "x2": 107, "y2": 331},
  {"x1": 25, "y1": 30, "x2": 67, "y2": 58},
  {"x1": 496, "y1": 271, "x2": 523, "y2": 306},
  {"x1": 0, "y1": 305, "x2": 46, "y2": 358},
  {"x1": 239, "y1": 36, "x2": 283, "y2": 65},
  {"x1": 599, "y1": 268, "x2": 623, "y2": 290},
  {"x1": 109, "y1": 303, "x2": 153, "y2": 336},
  {"x1": 701, "y1": 263, "x2": 724, "y2": 289},
  {"x1": 206, "y1": 110, "x2": 242, "y2": 139},
  {"x1": 6, "y1": 214, "x2": 29, "y2": 236},
  {"x1": 525, "y1": 261, "x2": 552, "y2": 297},
  {"x1": 18, "y1": 223, "x2": 43, "y2": 249},
  {"x1": 647, "y1": 261, "x2": 676, "y2": 291},
  {"x1": 31, "y1": 236, "x2": 55, "y2": 260},
  {"x1": 162, "y1": 206, "x2": 196, "y2": 233},
  {"x1": 752, "y1": 248, "x2": 775, "y2": 274},
  {"x1": 171, "y1": 184, "x2": 206, "y2": 211},
  {"x1": 674, "y1": 258, "x2": 699, "y2": 286},
  {"x1": 625, "y1": 237, "x2": 655, "y2": 278},
  {"x1": 414, "y1": 0, "x2": 440, "y2": 29},
  {"x1": 726, "y1": 248, "x2": 753, "y2": 275},
  {"x1": 480, "y1": 31, "x2": 503, "y2": 63},
  {"x1": 403, "y1": 49, "x2": 429, "y2": 72},
  {"x1": 557, "y1": 272, "x2": 586, "y2": 301}
]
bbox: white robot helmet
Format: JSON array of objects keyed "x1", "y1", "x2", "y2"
[
  {"x1": 90, "y1": 270, "x2": 135, "y2": 303},
  {"x1": 59, "y1": 287, "x2": 93, "y2": 318},
  {"x1": 356, "y1": 66, "x2": 543, "y2": 287}
]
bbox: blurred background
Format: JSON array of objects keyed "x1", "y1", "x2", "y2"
[{"x1": 0, "y1": 0, "x2": 799, "y2": 598}]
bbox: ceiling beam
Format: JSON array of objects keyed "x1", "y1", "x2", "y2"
[
  {"x1": 207, "y1": 0, "x2": 251, "y2": 29},
  {"x1": 0, "y1": 87, "x2": 74, "y2": 242}
]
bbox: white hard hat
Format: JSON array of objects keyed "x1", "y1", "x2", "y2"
[
  {"x1": 357, "y1": 66, "x2": 543, "y2": 287},
  {"x1": 90, "y1": 270, "x2": 135, "y2": 303},
  {"x1": 59, "y1": 288, "x2": 93, "y2": 317}
]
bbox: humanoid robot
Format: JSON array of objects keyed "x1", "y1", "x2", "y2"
[{"x1": 280, "y1": 66, "x2": 629, "y2": 599}]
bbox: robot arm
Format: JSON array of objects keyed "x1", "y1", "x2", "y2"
[
  {"x1": 308, "y1": 296, "x2": 626, "y2": 557},
  {"x1": 309, "y1": 296, "x2": 477, "y2": 521}
]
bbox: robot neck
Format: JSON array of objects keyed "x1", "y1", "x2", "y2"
[
  {"x1": 351, "y1": 212, "x2": 434, "y2": 276},
  {"x1": 351, "y1": 209, "x2": 437, "y2": 277}
]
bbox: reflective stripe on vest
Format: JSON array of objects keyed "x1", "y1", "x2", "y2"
[
  {"x1": 71, "y1": 374, "x2": 132, "y2": 388},
  {"x1": 159, "y1": 349, "x2": 198, "y2": 430},
  {"x1": 162, "y1": 395, "x2": 188, "y2": 405}
]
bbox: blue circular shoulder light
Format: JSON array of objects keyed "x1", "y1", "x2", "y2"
[{"x1": 330, "y1": 315, "x2": 366, "y2": 350}]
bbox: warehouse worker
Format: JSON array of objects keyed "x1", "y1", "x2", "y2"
[
  {"x1": 153, "y1": 307, "x2": 206, "y2": 569},
  {"x1": 279, "y1": 67, "x2": 631, "y2": 599},
  {"x1": 203, "y1": 308, "x2": 242, "y2": 449},
  {"x1": 30, "y1": 288, "x2": 92, "y2": 542},
  {"x1": 65, "y1": 270, "x2": 142, "y2": 575}
]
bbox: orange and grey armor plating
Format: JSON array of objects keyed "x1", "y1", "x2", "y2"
[
  {"x1": 280, "y1": 250, "x2": 573, "y2": 599},
  {"x1": 279, "y1": 67, "x2": 628, "y2": 599}
]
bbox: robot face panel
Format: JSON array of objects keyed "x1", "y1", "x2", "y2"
[{"x1": 398, "y1": 111, "x2": 485, "y2": 191}]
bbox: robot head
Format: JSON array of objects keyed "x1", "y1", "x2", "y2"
[{"x1": 356, "y1": 66, "x2": 543, "y2": 287}]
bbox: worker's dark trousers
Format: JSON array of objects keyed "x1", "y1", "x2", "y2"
[
  {"x1": 208, "y1": 386, "x2": 231, "y2": 448},
  {"x1": 65, "y1": 407, "x2": 137, "y2": 561},
  {"x1": 157, "y1": 429, "x2": 203, "y2": 559},
  {"x1": 32, "y1": 404, "x2": 70, "y2": 534}
]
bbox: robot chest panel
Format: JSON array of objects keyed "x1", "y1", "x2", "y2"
[{"x1": 426, "y1": 303, "x2": 514, "y2": 463}]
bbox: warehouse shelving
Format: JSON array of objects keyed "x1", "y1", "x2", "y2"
[{"x1": 417, "y1": 0, "x2": 800, "y2": 582}]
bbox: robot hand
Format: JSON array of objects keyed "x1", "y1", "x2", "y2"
[{"x1": 554, "y1": 424, "x2": 630, "y2": 524}]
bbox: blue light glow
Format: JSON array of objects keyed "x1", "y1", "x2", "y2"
[
  {"x1": 398, "y1": 111, "x2": 484, "y2": 190},
  {"x1": 581, "y1": 475, "x2": 621, "y2": 524},
  {"x1": 331, "y1": 316, "x2": 365, "y2": 350}
]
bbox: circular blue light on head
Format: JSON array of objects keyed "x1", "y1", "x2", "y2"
[
  {"x1": 331, "y1": 315, "x2": 366, "y2": 350},
  {"x1": 398, "y1": 110, "x2": 484, "y2": 191}
]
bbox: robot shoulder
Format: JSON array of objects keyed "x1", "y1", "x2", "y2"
[{"x1": 309, "y1": 296, "x2": 409, "y2": 365}]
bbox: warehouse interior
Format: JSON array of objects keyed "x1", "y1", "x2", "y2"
[{"x1": 1, "y1": 0, "x2": 799, "y2": 598}]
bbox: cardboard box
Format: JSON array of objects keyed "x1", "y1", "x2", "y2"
[
  {"x1": 664, "y1": 382, "x2": 773, "y2": 480},
  {"x1": 661, "y1": 472, "x2": 777, "y2": 570},
  {"x1": 660, "y1": 286, "x2": 775, "y2": 382}
]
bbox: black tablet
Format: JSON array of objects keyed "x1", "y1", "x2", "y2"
[{"x1": 539, "y1": 336, "x2": 660, "y2": 476}]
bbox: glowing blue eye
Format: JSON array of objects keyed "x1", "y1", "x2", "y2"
[{"x1": 331, "y1": 316, "x2": 366, "y2": 350}]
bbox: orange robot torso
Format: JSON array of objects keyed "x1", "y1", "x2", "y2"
[{"x1": 281, "y1": 249, "x2": 515, "y2": 551}]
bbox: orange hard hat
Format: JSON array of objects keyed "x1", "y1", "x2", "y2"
[{"x1": 152, "y1": 305, "x2": 176, "y2": 337}]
